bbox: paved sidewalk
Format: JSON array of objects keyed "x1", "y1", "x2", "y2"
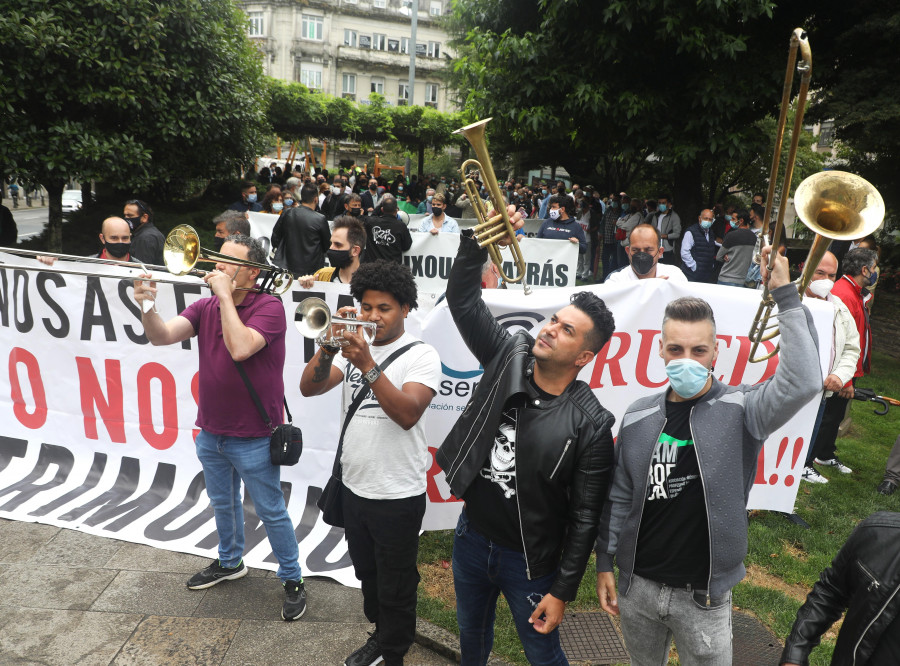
[{"x1": 0, "y1": 518, "x2": 455, "y2": 665}]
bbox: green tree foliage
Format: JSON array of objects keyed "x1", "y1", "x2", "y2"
[
  {"x1": 266, "y1": 79, "x2": 467, "y2": 151},
  {"x1": 806, "y1": 0, "x2": 900, "y2": 212},
  {"x1": 0, "y1": 0, "x2": 267, "y2": 250},
  {"x1": 446, "y1": 0, "x2": 816, "y2": 216}
]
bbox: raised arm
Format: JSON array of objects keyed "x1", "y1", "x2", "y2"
[{"x1": 134, "y1": 277, "x2": 195, "y2": 346}]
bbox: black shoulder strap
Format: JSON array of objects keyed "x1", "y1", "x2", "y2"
[
  {"x1": 234, "y1": 361, "x2": 292, "y2": 432},
  {"x1": 332, "y1": 340, "x2": 423, "y2": 475}
]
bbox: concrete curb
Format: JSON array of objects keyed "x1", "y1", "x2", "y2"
[{"x1": 415, "y1": 617, "x2": 513, "y2": 665}]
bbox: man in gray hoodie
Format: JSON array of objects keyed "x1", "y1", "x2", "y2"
[{"x1": 595, "y1": 248, "x2": 822, "y2": 665}]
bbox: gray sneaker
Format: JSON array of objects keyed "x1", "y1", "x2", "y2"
[
  {"x1": 802, "y1": 466, "x2": 828, "y2": 484},
  {"x1": 186, "y1": 559, "x2": 247, "y2": 590},
  {"x1": 815, "y1": 457, "x2": 852, "y2": 474},
  {"x1": 282, "y1": 579, "x2": 307, "y2": 621}
]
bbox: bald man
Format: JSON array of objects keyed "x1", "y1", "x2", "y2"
[
  {"x1": 606, "y1": 224, "x2": 688, "y2": 283},
  {"x1": 38, "y1": 216, "x2": 133, "y2": 266},
  {"x1": 681, "y1": 209, "x2": 720, "y2": 283}
]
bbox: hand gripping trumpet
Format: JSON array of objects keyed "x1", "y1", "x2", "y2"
[
  {"x1": 294, "y1": 298, "x2": 378, "y2": 348},
  {"x1": 454, "y1": 118, "x2": 532, "y2": 294}
]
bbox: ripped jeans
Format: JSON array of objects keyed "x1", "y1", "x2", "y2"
[
  {"x1": 452, "y1": 510, "x2": 567, "y2": 665},
  {"x1": 618, "y1": 573, "x2": 733, "y2": 666}
]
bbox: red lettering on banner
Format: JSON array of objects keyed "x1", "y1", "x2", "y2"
[
  {"x1": 137, "y1": 363, "x2": 178, "y2": 450},
  {"x1": 191, "y1": 372, "x2": 200, "y2": 441},
  {"x1": 754, "y1": 445, "x2": 767, "y2": 485},
  {"x1": 425, "y1": 446, "x2": 461, "y2": 503},
  {"x1": 8, "y1": 347, "x2": 48, "y2": 429},
  {"x1": 589, "y1": 333, "x2": 630, "y2": 389},
  {"x1": 757, "y1": 341, "x2": 779, "y2": 384},
  {"x1": 635, "y1": 329, "x2": 667, "y2": 388},
  {"x1": 715, "y1": 335, "x2": 749, "y2": 385},
  {"x1": 76, "y1": 357, "x2": 125, "y2": 442},
  {"x1": 753, "y1": 436, "x2": 805, "y2": 487}
]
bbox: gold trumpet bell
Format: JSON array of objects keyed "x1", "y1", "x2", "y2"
[
  {"x1": 164, "y1": 224, "x2": 201, "y2": 275},
  {"x1": 794, "y1": 171, "x2": 885, "y2": 240}
]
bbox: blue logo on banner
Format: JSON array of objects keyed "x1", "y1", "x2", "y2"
[{"x1": 441, "y1": 363, "x2": 483, "y2": 379}]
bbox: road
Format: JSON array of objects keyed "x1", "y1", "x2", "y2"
[{"x1": 10, "y1": 206, "x2": 49, "y2": 241}]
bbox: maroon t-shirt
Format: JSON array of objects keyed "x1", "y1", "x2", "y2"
[{"x1": 181, "y1": 291, "x2": 286, "y2": 437}]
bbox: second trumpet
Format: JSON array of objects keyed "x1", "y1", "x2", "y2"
[{"x1": 295, "y1": 298, "x2": 377, "y2": 347}]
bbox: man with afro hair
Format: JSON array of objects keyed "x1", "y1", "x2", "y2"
[{"x1": 300, "y1": 259, "x2": 441, "y2": 666}]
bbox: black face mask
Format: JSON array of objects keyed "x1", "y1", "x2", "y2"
[
  {"x1": 327, "y1": 248, "x2": 352, "y2": 269},
  {"x1": 432, "y1": 206, "x2": 444, "y2": 215},
  {"x1": 213, "y1": 237, "x2": 226, "y2": 252},
  {"x1": 104, "y1": 242, "x2": 131, "y2": 258},
  {"x1": 124, "y1": 216, "x2": 140, "y2": 231},
  {"x1": 348, "y1": 208, "x2": 362, "y2": 217},
  {"x1": 630, "y1": 251, "x2": 656, "y2": 276},
  {"x1": 369, "y1": 185, "x2": 377, "y2": 191}
]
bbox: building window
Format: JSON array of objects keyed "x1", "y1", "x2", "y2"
[
  {"x1": 248, "y1": 11, "x2": 264, "y2": 37},
  {"x1": 388, "y1": 39, "x2": 400, "y2": 53},
  {"x1": 344, "y1": 0, "x2": 357, "y2": 4},
  {"x1": 300, "y1": 64, "x2": 323, "y2": 90},
  {"x1": 400, "y1": 37, "x2": 410, "y2": 54},
  {"x1": 427, "y1": 41, "x2": 440, "y2": 58},
  {"x1": 818, "y1": 120, "x2": 835, "y2": 148},
  {"x1": 342, "y1": 73, "x2": 357, "y2": 99},
  {"x1": 430, "y1": 1, "x2": 442, "y2": 16},
  {"x1": 373, "y1": 34, "x2": 387, "y2": 51},
  {"x1": 373, "y1": 0, "x2": 387, "y2": 7},
  {"x1": 344, "y1": 29, "x2": 357, "y2": 47},
  {"x1": 301, "y1": 14, "x2": 323, "y2": 41},
  {"x1": 371, "y1": 77, "x2": 384, "y2": 94},
  {"x1": 398, "y1": 83, "x2": 409, "y2": 106},
  {"x1": 425, "y1": 83, "x2": 438, "y2": 107}
]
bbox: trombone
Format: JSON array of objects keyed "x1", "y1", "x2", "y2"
[
  {"x1": 0, "y1": 225, "x2": 294, "y2": 296},
  {"x1": 295, "y1": 297, "x2": 378, "y2": 347},
  {"x1": 454, "y1": 118, "x2": 532, "y2": 294},
  {"x1": 747, "y1": 29, "x2": 884, "y2": 362}
]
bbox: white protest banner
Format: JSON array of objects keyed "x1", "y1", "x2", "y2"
[
  {"x1": 403, "y1": 233, "x2": 577, "y2": 292},
  {"x1": 0, "y1": 254, "x2": 830, "y2": 589}
]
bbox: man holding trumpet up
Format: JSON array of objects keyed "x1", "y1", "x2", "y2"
[{"x1": 300, "y1": 260, "x2": 441, "y2": 666}]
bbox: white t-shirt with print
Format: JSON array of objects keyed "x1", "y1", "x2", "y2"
[{"x1": 333, "y1": 331, "x2": 441, "y2": 500}]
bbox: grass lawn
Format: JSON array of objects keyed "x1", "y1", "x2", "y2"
[{"x1": 416, "y1": 348, "x2": 900, "y2": 665}]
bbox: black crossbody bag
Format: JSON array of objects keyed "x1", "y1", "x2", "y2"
[
  {"x1": 318, "y1": 341, "x2": 423, "y2": 528},
  {"x1": 234, "y1": 362, "x2": 303, "y2": 466}
]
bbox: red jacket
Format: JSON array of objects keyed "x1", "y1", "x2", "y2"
[{"x1": 831, "y1": 274, "x2": 871, "y2": 378}]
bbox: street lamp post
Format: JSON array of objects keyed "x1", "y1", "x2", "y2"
[{"x1": 402, "y1": 0, "x2": 419, "y2": 181}]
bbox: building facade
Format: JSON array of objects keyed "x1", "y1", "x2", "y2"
[{"x1": 240, "y1": 0, "x2": 454, "y2": 111}]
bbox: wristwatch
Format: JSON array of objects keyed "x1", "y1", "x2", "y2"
[{"x1": 363, "y1": 364, "x2": 382, "y2": 384}]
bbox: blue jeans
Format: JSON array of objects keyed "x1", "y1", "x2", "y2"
[
  {"x1": 619, "y1": 574, "x2": 732, "y2": 666},
  {"x1": 601, "y1": 243, "x2": 619, "y2": 281},
  {"x1": 452, "y1": 510, "x2": 567, "y2": 666},
  {"x1": 716, "y1": 280, "x2": 744, "y2": 287},
  {"x1": 195, "y1": 430, "x2": 301, "y2": 581}
]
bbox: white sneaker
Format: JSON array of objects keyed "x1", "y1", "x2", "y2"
[
  {"x1": 815, "y1": 457, "x2": 852, "y2": 474},
  {"x1": 802, "y1": 466, "x2": 828, "y2": 484}
]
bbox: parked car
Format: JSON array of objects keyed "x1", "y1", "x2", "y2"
[{"x1": 61, "y1": 189, "x2": 82, "y2": 213}]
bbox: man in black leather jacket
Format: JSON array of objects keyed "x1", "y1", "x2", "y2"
[
  {"x1": 782, "y1": 511, "x2": 900, "y2": 666},
  {"x1": 436, "y1": 227, "x2": 616, "y2": 665},
  {"x1": 271, "y1": 182, "x2": 330, "y2": 275}
]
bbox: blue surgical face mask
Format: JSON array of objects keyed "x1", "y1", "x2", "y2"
[
  {"x1": 868, "y1": 268, "x2": 879, "y2": 287},
  {"x1": 284, "y1": 198, "x2": 294, "y2": 207},
  {"x1": 272, "y1": 202, "x2": 283, "y2": 212},
  {"x1": 658, "y1": 203, "x2": 668, "y2": 213},
  {"x1": 730, "y1": 220, "x2": 739, "y2": 229},
  {"x1": 700, "y1": 219, "x2": 713, "y2": 230},
  {"x1": 247, "y1": 193, "x2": 257, "y2": 203},
  {"x1": 665, "y1": 358, "x2": 711, "y2": 399}
]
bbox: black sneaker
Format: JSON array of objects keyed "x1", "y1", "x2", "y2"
[
  {"x1": 877, "y1": 479, "x2": 898, "y2": 496},
  {"x1": 282, "y1": 579, "x2": 307, "y2": 621},
  {"x1": 344, "y1": 630, "x2": 383, "y2": 666},
  {"x1": 186, "y1": 559, "x2": 247, "y2": 590}
]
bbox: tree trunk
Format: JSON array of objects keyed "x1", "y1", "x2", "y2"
[
  {"x1": 672, "y1": 160, "x2": 704, "y2": 223},
  {"x1": 417, "y1": 143, "x2": 425, "y2": 176},
  {"x1": 45, "y1": 179, "x2": 65, "y2": 252},
  {"x1": 80, "y1": 181, "x2": 92, "y2": 210}
]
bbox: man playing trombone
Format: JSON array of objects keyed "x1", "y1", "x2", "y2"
[{"x1": 133, "y1": 234, "x2": 307, "y2": 621}]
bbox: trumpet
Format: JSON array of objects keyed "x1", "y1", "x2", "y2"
[
  {"x1": 454, "y1": 118, "x2": 531, "y2": 294},
  {"x1": 295, "y1": 298, "x2": 378, "y2": 347}
]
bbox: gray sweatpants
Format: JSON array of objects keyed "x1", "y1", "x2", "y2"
[{"x1": 884, "y1": 434, "x2": 900, "y2": 484}]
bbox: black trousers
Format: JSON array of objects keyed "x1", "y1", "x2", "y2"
[
  {"x1": 342, "y1": 487, "x2": 426, "y2": 665},
  {"x1": 810, "y1": 393, "x2": 850, "y2": 462}
]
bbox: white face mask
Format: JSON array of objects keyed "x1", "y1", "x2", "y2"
[
  {"x1": 808, "y1": 279, "x2": 834, "y2": 299},
  {"x1": 549, "y1": 208, "x2": 561, "y2": 220}
]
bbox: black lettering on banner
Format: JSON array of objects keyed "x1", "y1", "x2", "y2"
[
  {"x1": 81, "y1": 277, "x2": 115, "y2": 341},
  {"x1": 409, "y1": 254, "x2": 424, "y2": 276},
  {"x1": 424, "y1": 255, "x2": 437, "y2": 278},
  {"x1": 0, "y1": 443, "x2": 74, "y2": 512},
  {"x1": 0, "y1": 436, "x2": 28, "y2": 475},
  {"x1": 37, "y1": 272, "x2": 69, "y2": 338},
  {"x1": 526, "y1": 262, "x2": 540, "y2": 285},
  {"x1": 173, "y1": 283, "x2": 204, "y2": 350},
  {"x1": 555, "y1": 264, "x2": 567, "y2": 286},
  {"x1": 0, "y1": 269, "x2": 8, "y2": 327},
  {"x1": 13, "y1": 270, "x2": 33, "y2": 333},
  {"x1": 144, "y1": 471, "x2": 216, "y2": 541},
  {"x1": 439, "y1": 257, "x2": 453, "y2": 279},
  {"x1": 59, "y1": 458, "x2": 176, "y2": 532},
  {"x1": 29, "y1": 452, "x2": 108, "y2": 517},
  {"x1": 118, "y1": 281, "x2": 148, "y2": 344},
  {"x1": 541, "y1": 261, "x2": 555, "y2": 286},
  {"x1": 439, "y1": 379, "x2": 453, "y2": 396}
]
